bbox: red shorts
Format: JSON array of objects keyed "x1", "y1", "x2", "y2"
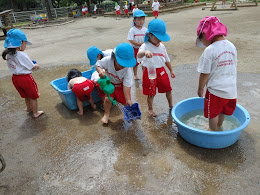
[
  {"x1": 204, "y1": 90, "x2": 237, "y2": 119},
  {"x1": 142, "y1": 67, "x2": 172, "y2": 96},
  {"x1": 95, "y1": 83, "x2": 106, "y2": 98},
  {"x1": 12, "y1": 74, "x2": 39, "y2": 99},
  {"x1": 94, "y1": 11, "x2": 96, "y2": 14},
  {"x1": 116, "y1": 10, "x2": 120, "y2": 15},
  {"x1": 110, "y1": 83, "x2": 129, "y2": 105},
  {"x1": 153, "y1": 11, "x2": 158, "y2": 17},
  {"x1": 133, "y1": 47, "x2": 139, "y2": 66},
  {"x1": 72, "y1": 80, "x2": 94, "y2": 101},
  {"x1": 124, "y1": 9, "x2": 129, "y2": 14},
  {"x1": 82, "y1": 11, "x2": 86, "y2": 16}
]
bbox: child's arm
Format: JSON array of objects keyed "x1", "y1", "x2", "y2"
[
  {"x1": 129, "y1": 40, "x2": 143, "y2": 47},
  {"x1": 198, "y1": 73, "x2": 210, "y2": 97},
  {"x1": 67, "y1": 80, "x2": 72, "y2": 90},
  {"x1": 165, "y1": 62, "x2": 175, "y2": 78},
  {"x1": 123, "y1": 86, "x2": 132, "y2": 106},
  {"x1": 137, "y1": 51, "x2": 153, "y2": 58}
]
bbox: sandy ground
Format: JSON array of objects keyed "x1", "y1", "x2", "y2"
[{"x1": 0, "y1": 4, "x2": 260, "y2": 195}]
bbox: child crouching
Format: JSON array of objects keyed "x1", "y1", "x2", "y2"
[{"x1": 67, "y1": 69, "x2": 96, "y2": 115}]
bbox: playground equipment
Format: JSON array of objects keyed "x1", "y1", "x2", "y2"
[
  {"x1": 72, "y1": 11, "x2": 80, "y2": 18},
  {"x1": 211, "y1": 0, "x2": 238, "y2": 11},
  {"x1": 231, "y1": 0, "x2": 258, "y2": 7},
  {"x1": 98, "y1": 75, "x2": 117, "y2": 105},
  {"x1": 31, "y1": 14, "x2": 48, "y2": 23},
  {"x1": 0, "y1": 10, "x2": 13, "y2": 38}
]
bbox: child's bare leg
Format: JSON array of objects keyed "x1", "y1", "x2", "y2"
[
  {"x1": 209, "y1": 116, "x2": 219, "y2": 131},
  {"x1": 30, "y1": 98, "x2": 44, "y2": 118},
  {"x1": 25, "y1": 97, "x2": 31, "y2": 112},
  {"x1": 133, "y1": 66, "x2": 139, "y2": 80},
  {"x1": 76, "y1": 98, "x2": 84, "y2": 115},
  {"x1": 217, "y1": 113, "x2": 225, "y2": 128},
  {"x1": 166, "y1": 91, "x2": 173, "y2": 109},
  {"x1": 147, "y1": 95, "x2": 157, "y2": 117},
  {"x1": 101, "y1": 97, "x2": 112, "y2": 124},
  {"x1": 88, "y1": 96, "x2": 96, "y2": 110}
]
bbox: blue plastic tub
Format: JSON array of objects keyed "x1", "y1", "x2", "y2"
[
  {"x1": 171, "y1": 97, "x2": 250, "y2": 149},
  {"x1": 50, "y1": 67, "x2": 101, "y2": 110},
  {"x1": 122, "y1": 103, "x2": 142, "y2": 122}
]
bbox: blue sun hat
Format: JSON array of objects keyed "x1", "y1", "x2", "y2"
[
  {"x1": 87, "y1": 46, "x2": 104, "y2": 66},
  {"x1": 133, "y1": 10, "x2": 147, "y2": 18},
  {"x1": 113, "y1": 43, "x2": 136, "y2": 68},
  {"x1": 4, "y1": 29, "x2": 32, "y2": 48},
  {"x1": 144, "y1": 19, "x2": 170, "y2": 42}
]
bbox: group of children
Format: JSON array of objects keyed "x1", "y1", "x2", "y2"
[
  {"x1": 115, "y1": 0, "x2": 162, "y2": 20},
  {"x1": 2, "y1": 7, "x2": 238, "y2": 131}
]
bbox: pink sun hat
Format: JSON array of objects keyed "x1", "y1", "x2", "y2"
[{"x1": 196, "y1": 16, "x2": 227, "y2": 48}]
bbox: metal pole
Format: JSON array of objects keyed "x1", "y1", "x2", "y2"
[
  {"x1": 54, "y1": 8, "x2": 57, "y2": 18},
  {"x1": 12, "y1": 12, "x2": 16, "y2": 23}
]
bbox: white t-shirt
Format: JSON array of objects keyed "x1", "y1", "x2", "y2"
[
  {"x1": 115, "y1": 5, "x2": 120, "y2": 11},
  {"x1": 152, "y1": 1, "x2": 160, "y2": 11},
  {"x1": 94, "y1": 5, "x2": 97, "y2": 11},
  {"x1": 82, "y1": 7, "x2": 86, "y2": 12},
  {"x1": 96, "y1": 55, "x2": 133, "y2": 87},
  {"x1": 124, "y1": 5, "x2": 128, "y2": 10},
  {"x1": 127, "y1": 26, "x2": 148, "y2": 49},
  {"x1": 6, "y1": 51, "x2": 35, "y2": 75},
  {"x1": 137, "y1": 41, "x2": 170, "y2": 68},
  {"x1": 132, "y1": 8, "x2": 138, "y2": 13},
  {"x1": 197, "y1": 40, "x2": 237, "y2": 99}
]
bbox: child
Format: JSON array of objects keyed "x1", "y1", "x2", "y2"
[
  {"x1": 87, "y1": 46, "x2": 113, "y2": 103},
  {"x1": 82, "y1": 5, "x2": 86, "y2": 16},
  {"x1": 94, "y1": 5, "x2": 97, "y2": 14},
  {"x1": 127, "y1": 10, "x2": 147, "y2": 80},
  {"x1": 95, "y1": 43, "x2": 136, "y2": 124},
  {"x1": 2, "y1": 29, "x2": 44, "y2": 118},
  {"x1": 196, "y1": 16, "x2": 237, "y2": 131},
  {"x1": 152, "y1": 0, "x2": 162, "y2": 19},
  {"x1": 132, "y1": 4, "x2": 139, "y2": 13},
  {"x1": 124, "y1": 2, "x2": 129, "y2": 18},
  {"x1": 115, "y1": 2, "x2": 120, "y2": 20},
  {"x1": 137, "y1": 19, "x2": 175, "y2": 117},
  {"x1": 67, "y1": 69, "x2": 96, "y2": 115}
]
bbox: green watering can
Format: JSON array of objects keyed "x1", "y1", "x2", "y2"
[{"x1": 98, "y1": 75, "x2": 117, "y2": 105}]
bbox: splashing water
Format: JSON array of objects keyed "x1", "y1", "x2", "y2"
[{"x1": 179, "y1": 108, "x2": 241, "y2": 131}]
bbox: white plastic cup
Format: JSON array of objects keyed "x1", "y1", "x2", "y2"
[{"x1": 144, "y1": 57, "x2": 156, "y2": 80}]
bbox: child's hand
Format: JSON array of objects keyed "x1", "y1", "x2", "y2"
[
  {"x1": 145, "y1": 51, "x2": 153, "y2": 58},
  {"x1": 98, "y1": 70, "x2": 105, "y2": 78},
  {"x1": 198, "y1": 88, "x2": 204, "y2": 97},
  {"x1": 32, "y1": 64, "x2": 39, "y2": 70},
  {"x1": 126, "y1": 100, "x2": 133, "y2": 107},
  {"x1": 170, "y1": 70, "x2": 175, "y2": 78}
]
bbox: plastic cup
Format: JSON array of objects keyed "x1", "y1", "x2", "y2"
[{"x1": 144, "y1": 57, "x2": 156, "y2": 80}]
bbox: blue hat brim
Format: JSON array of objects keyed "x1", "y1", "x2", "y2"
[
  {"x1": 88, "y1": 47, "x2": 104, "y2": 66},
  {"x1": 116, "y1": 54, "x2": 136, "y2": 68},
  {"x1": 133, "y1": 13, "x2": 147, "y2": 18},
  {"x1": 144, "y1": 30, "x2": 170, "y2": 42},
  {"x1": 4, "y1": 37, "x2": 32, "y2": 48}
]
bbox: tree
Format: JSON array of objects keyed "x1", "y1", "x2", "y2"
[{"x1": 44, "y1": 0, "x2": 53, "y2": 20}]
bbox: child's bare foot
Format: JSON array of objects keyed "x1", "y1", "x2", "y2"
[
  {"x1": 101, "y1": 115, "x2": 109, "y2": 124},
  {"x1": 148, "y1": 110, "x2": 157, "y2": 117},
  {"x1": 33, "y1": 111, "x2": 44, "y2": 118},
  {"x1": 77, "y1": 111, "x2": 84, "y2": 116},
  {"x1": 134, "y1": 76, "x2": 140, "y2": 80}
]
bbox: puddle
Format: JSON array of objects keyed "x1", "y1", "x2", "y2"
[{"x1": 0, "y1": 64, "x2": 259, "y2": 194}]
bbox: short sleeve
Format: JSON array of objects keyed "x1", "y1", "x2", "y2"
[
  {"x1": 123, "y1": 68, "x2": 133, "y2": 87},
  {"x1": 197, "y1": 51, "x2": 212, "y2": 74},
  {"x1": 136, "y1": 43, "x2": 146, "y2": 64},
  {"x1": 96, "y1": 56, "x2": 110, "y2": 70},
  {"x1": 127, "y1": 28, "x2": 134, "y2": 41},
  {"x1": 17, "y1": 52, "x2": 35, "y2": 70}
]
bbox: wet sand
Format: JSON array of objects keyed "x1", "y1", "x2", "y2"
[{"x1": 0, "y1": 5, "x2": 260, "y2": 194}]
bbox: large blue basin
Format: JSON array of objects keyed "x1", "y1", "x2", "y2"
[{"x1": 171, "y1": 97, "x2": 250, "y2": 149}]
